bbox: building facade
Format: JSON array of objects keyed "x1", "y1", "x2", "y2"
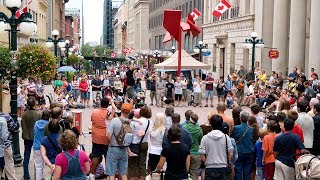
[
  {"x1": 46, "y1": 0, "x2": 68, "y2": 38},
  {"x1": 103, "y1": 0, "x2": 115, "y2": 47},
  {"x1": 65, "y1": 8, "x2": 81, "y2": 50},
  {"x1": 203, "y1": 0, "x2": 320, "y2": 78},
  {"x1": 113, "y1": 1, "x2": 128, "y2": 55},
  {"x1": 148, "y1": 0, "x2": 203, "y2": 55},
  {"x1": 0, "y1": 0, "x2": 49, "y2": 46}
]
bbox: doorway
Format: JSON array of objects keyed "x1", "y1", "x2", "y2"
[{"x1": 220, "y1": 48, "x2": 225, "y2": 78}]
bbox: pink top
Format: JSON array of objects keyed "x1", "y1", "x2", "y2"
[{"x1": 55, "y1": 150, "x2": 89, "y2": 176}]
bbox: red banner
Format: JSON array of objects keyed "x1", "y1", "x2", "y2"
[{"x1": 269, "y1": 49, "x2": 279, "y2": 59}]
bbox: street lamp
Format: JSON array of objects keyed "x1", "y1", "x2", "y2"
[
  {"x1": 194, "y1": 41, "x2": 208, "y2": 78},
  {"x1": 171, "y1": 46, "x2": 176, "y2": 53},
  {"x1": 153, "y1": 50, "x2": 161, "y2": 63},
  {"x1": 0, "y1": 0, "x2": 37, "y2": 166},
  {"x1": 243, "y1": 32, "x2": 264, "y2": 80},
  {"x1": 60, "y1": 39, "x2": 74, "y2": 66},
  {"x1": 45, "y1": 30, "x2": 65, "y2": 59}
]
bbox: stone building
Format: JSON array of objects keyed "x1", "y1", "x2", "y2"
[
  {"x1": 65, "y1": 8, "x2": 81, "y2": 49},
  {"x1": 113, "y1": 1, "x2": 128, "y2": 55},
  {"x1": 47, "y1": 0, "x2": 68, "y2": 38},
  {"x1": 203, "y1": 0, "x2": 320, "y2": 78}
]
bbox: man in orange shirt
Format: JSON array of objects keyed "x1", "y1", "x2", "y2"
[
  {"x1": 90, "y1": 97, "x2": 116, "y2": 178},
  {"x1": 262, "y1": 121, "x2": 278, "y2": 180},
  {"x1": 217, "y1": 103, "x2": 234, "y2": 134}
]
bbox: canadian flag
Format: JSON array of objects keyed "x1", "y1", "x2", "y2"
[
  {"x1": 212, "y1": 0, "x2": 231, "y2": 17},
  {"x1": 111, "y1": 52, "x2": 116, "y2": 59},
  {"x1": 16, "y1": 1, "x2": 32, "y2": 19},
  {"x1": 128, "y1": 48, "x2": 134, "y2": 54},
  {"x1": 124, "y1": 48, "x2": 129, "y2": 54},
  {"x1": 190, "y1": 9, "x2": 202, "y2": 21}
]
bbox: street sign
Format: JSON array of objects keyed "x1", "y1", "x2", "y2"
[
  {"x1": 202, "y1": 51, "x2": 211, "y2": 56},
  {"x1": 269, "y1": 49, "x2": 279, "y2": 59}
]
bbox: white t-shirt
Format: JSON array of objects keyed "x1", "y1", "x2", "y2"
[
  {"x1": 193, "y1": 81, "x2": 202, "y2": 93},
  {"x1": 296, "y1": 112, "x2": 315, "y2": 148},
  {"x1": 131, "y1": 118, "x2": 152, "y2": 144},
  {"x1": 174, "y1": 82, "x2": 183, "y2": 95}
]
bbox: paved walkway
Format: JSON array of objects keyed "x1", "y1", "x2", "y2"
[{"x1": 14, "y1": 82, "x2": 253, "y2": 179}]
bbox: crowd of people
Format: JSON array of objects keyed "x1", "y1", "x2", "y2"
[{"x1": 0, "y1": 64, "x2": 319, "y2": 180}]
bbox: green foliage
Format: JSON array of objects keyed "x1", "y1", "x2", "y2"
[
  {"x1": 82, "y1": 59, "x2": 92, "y2": 74},
  {"x1": 138, "y1": 59, "x2": 145, "y2": 66},
  {"x1": 149, "y1": 58, "x2": 157, "y2": 65},
  {"x1": 81, "y1": 44, "x2": 94, "y2": 57},
  {"x1": 68, "y1": 71, "x2": 76, "y2": 81},
  {"x1": 18, "y1": 44, "x2": 57, "y2": 81},
  {"x1": 67, "y1": 54, "x2": 80, "y2": 66},
  {"x1": 0, "y1": 47, "x2": 12, "y2": 78},
  {"x1": 81, "y1": 43, "x2": 111, "y2": 57}
]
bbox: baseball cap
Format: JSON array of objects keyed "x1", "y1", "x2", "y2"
[{"x1": 121, "y1": 103, "x2": 132, "y2": 114}]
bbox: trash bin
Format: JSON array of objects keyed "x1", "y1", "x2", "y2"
[{"x1": 72, "y1": 110, "x2": 82, "y2": 134}]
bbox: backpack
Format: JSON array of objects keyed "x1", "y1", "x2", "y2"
[{"x1": 114, "y1": 117, "x2": 133, "y2": 147}]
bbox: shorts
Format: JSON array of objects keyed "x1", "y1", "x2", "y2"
[
  {"x1": 128, "y1": 143, "x2": 148, "y2": 177},
  {"x1": 92, "y1": 143, "x2": 108, "y2": 158},
  {"x1": 175, "y1": 94, "x2": 182, "y2": 101},
  {"x1": 274, "y1": 160, "x2": 295, "y2": 180},
  {"x1": 105, "y1": 147, "x2": 128, "y2": 176},
  {"x1": 182, "y1": 89, "x2": 187, "y2": 100},
  {"x1": 236, "y1": 90, "x2": 244, "y2": 98},
  {"x1": 148, "y1": 153, "x2": 160, "y2": 172},
  {"x1": 80, "y1": 92, "x2": 90, "y2": 100},
  {"x1": 205, "y1": 90, "x2": 214, "y2": 98}
]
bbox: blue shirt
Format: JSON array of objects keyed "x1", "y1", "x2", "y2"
[
  {"x1": 41, "y1": 133, "x2": 61, "y2": 164},
  {"x1": 255, "y1": 141, "x2": 263, "y2": 167},
  {"x1": 225, "y1": 79, "x2": 232, "y2": 91},
  {"x1": 232, "y1": 123, "x2": 255, "y2": 154},
  {"x1": 162, "y1": 125, "x2": 192, "y2": 150},
  {"x1": 273, "y1": 132, "x2": 305, "y2": 167}
]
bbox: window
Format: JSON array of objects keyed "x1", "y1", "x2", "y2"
[{"x1": 186, "y1": 2, "x2": 188, "y2": 15}]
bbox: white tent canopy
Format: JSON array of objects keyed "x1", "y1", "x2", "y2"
[{"x1": 154, "y1": 49, "x2": 211, "y2": 70}]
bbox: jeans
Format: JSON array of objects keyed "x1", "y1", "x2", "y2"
[
  {"x1": 234, "y1": 153, "x2": 254, "y2": 180},
  {"x1": 23, "y1": 140, "x2": 33, "y2": 179},
  {"x1": 259, "y1": 98, "x2": 267, "y2": 108},
  {"x1": 105, "y1": 147, "x2": 128, "y2": 176},
  {"x1": 257, "y1": 167, "x2": 264, "y2": 180},
  {"x1": 72, "y1": 89, "x2": 80, "y2": 101}
]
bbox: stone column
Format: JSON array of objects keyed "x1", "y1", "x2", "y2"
[
  {"x1": 308, "y1": 0, "x2": 320, "y2": 76},
  {"x1": 288, "y1": 0, "x2": 306, "y2": 71},
  {"x1": 272, "y1": 0, "x2": 289, "y2": 74}
]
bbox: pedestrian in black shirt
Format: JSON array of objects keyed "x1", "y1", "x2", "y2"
[
  {"x1": 91, "y1": 75, "x2": 102, "y2": 102},
  {"x1": 126, "y1": 64, "x2": 137, "y2": 99}
]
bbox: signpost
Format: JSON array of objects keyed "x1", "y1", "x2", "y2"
[{"x1": 269, "y1": 49, "x2": 279, "y2": 59}]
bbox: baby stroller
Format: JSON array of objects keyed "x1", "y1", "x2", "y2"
[{"x1": 295, "y1": 154, "x2": 320, "y2": 179}]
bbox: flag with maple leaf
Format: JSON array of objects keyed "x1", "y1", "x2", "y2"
[{"x1": 212, "y1": 0, "x2": 231, "y2": 17}]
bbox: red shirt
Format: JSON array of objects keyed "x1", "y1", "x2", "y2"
[
  {"x1": 79, "y1": 82, "x2": 88, "y2": 92},
  {"x1": 292, "y1": 125, "x2": 304, "y2": 142}
]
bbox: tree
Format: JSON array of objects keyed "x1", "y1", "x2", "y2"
[
  {"x1": 0, "y1": 47, "x2": 13, "y2": 78},
  {"x1": 18, "y1": 44, "x2": 57, "y2": 81},
  {"x1": 81, "y1": 43, "x2": 94, "y2": 57},
  {"x1": 67, "y1": 54, "x2": 80, "y2": 66}
]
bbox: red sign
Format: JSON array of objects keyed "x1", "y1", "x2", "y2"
[{"x1": 269, "y1": 49, "x2": 279, "y2": 59}]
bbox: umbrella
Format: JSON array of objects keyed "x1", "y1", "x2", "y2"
[{"x1": 57, "y1": 66, "x2": 76, "y2": 72}]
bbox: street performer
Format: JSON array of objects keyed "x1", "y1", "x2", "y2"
[{"x1": 126, "y1": 63, "x2": 137, "y2": 100}]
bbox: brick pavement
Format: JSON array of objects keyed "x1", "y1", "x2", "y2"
[{"x1": 14, "y1": 82, "x2": 253, "y2": 179}]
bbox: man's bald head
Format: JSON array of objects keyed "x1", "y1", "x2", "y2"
[
  {"x1": 51, "y1": 107, "x2": 62, "y2": 119},
  {"x1": 217, "y1": 102, "x2": 226, "y2": 113}
]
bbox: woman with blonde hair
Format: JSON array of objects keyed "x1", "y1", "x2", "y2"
[
  {"x1": 147, "y1": 112, "x2": 166, "y2": 174},
  {"x1": 54, "y1": 130, "x2": 90, "y2": 180}
]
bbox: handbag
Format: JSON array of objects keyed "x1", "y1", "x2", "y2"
[
  {"x1": 225, "y1": 135, "x2": 232, "y2": 176},
  {"x1": 130, "y1": 119, "x2": 150, "y2": 155}
]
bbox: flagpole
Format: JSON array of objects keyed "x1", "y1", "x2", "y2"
[{"x1": 177, "y1": 27, "x2": 182, "y2": 77}]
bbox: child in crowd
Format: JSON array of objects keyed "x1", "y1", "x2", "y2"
[
  {"x1": 93, "y1": 92, "x2": 101, "y2": 108},
  {"x1": 256, "y1": 129, "x2": 268, "y2": 180},
  {"x1": 17, "y1": 85, "x2": 27, "y2": 118},
  {"x1": 89, "y1": 154, "x2": 105, "y2": 179},
  {"x1": 226, "y1": 91, "x2": 234, "y2": 109},
  {"x1": 262, "y1": 120, "x2": 278, "y2": 180}
]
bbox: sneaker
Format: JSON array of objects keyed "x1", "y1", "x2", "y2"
[
  {"x1": 88, "y1": 173, "x2": 95, "y2": 180},
  {"x1": 204, "y1": 104, "x2": 208, "y2": 107}
]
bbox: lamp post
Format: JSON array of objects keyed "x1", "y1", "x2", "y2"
[
  {"x1": 134, "y1": 53, "x2": 139, "y2": 67},
  {"x1": 64, "y1": 39, "x2": 74, "y2": 65},
  {"x1": 171, "y1": 46, "x2": 176, "y2": 53},
  {"x1": 243, "y1": 32, "x2": 264, "y2": 80},
  {"x1": 194, "y1": 41, "x2": 208, "y2": 79},
  {"x1": 45, "y1": 30, "x2": 65, "y2": 66},
  {"x1": 0, "y1": 0, "x2": 37, "y2": 165},
  {"x1": 141, "y1": 53, "x2": 148, "y2": 70},
  {"x1": 153, "y1": 50, "x2": 161, "y2": 63}
]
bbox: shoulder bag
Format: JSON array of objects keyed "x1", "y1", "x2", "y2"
[
  {"x1": 235, "y1": 126, "x2": 250, "y2": 144},
  {"x1": 225, "y1": 135, "x2": 232, "y2": 176},
  {"x1": 129, "y1": 119, "x2": 150, "y2": 155},
  {"x1": 47, "y1": 136, "x2": 62, "y2": 154}
]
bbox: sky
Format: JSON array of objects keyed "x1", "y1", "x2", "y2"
[{"x1": 66, "y1": 0, "x2": 108, "y2": 44}]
